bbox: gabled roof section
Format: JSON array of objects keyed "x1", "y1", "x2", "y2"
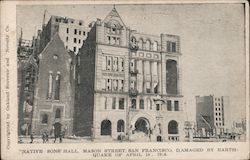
[
  {"x1": 39, "y1": 32, "x2": 68, "y2": 58},
  {"x1": 102, "y1": 6, "x2": 126, "y2": 28}
]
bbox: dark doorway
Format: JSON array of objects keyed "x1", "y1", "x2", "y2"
[
  {"x1": 135, "y1": 118, "x2": 149, "y2": 134},
  {"x1": 101, "y1": 120, "x2": 112, "y2": 136},
  {"x1": 157, "y1": 136, "x2": 162, "y2": 142},
  {"x1": 54, "y1": 122, "x2": 62, "y2": 138}
]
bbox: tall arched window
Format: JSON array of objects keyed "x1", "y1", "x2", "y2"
[
  {"x1": 55, "y1": 108, "x2": 61, "y2": 118},
  {"x1": 168, "y1": 120, "x2": 178, "y2": 134},
  {"x1": 101, "y1": 120, "x2": 112, "y2": 135},
  {"x1": 41, "y1": 114, "x2": 48, "y2": 124},
  {"x1": 131, "y1": 99, "x2": 136, "y2": 109},
  {"x1": 147, "y1": 99, "x2": 152, "y2": 109},
  {"x1": 146, "y1": 40, "x2": 151, "y2": 50},
  {"x1": 138, "y1": 39, "x2": 143, "y2": 49},
  {"x1": 153, "y1": 41, "x2": 158, "y2": 51},
  {"x1": 117, "y1": 120, "x2": 124, "y2": 132},
  {"x1": 54, "y1": 73, "x2": 60, "y2": 100},
  {"x1": 140, "y1": 99, "x2": 144, "y2": 109},
  {"x1": 47, "y1": 72, "x2": 53, "y2": 99},
  {"x1": 166, "y1": 60, "x2": 178, "y2": 94}
]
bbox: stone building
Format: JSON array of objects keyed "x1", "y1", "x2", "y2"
[
  {"x1": 31, "y1": 33, "x2": 76, "y2": 136},
  {"x1": 75, "y1": 7, "x2": 185, "y2": 142},
  {"x1": 196, "y1": 95, "x2": 230, "y2": 136},
  {"x1": 35, "y1": 15, "x2": 90, "y2": 57}
]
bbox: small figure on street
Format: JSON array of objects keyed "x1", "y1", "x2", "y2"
[
  {"x1": 45, "y1": 132, "x2": 49, "y2": 143},
  {"x1": 59, "y1": 131, "x2": 63, "y2": 143},
  {"x1": 42, "y1": 132, "x2": 46, "y2": 143},
  {"x1": 30, "y1": 132, "x2": 34, "y2": 143}
]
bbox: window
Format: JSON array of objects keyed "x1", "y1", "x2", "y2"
[
  {"x1": 140, "y1": 99, "x2": 144, "y2": 109},
  {"x1": 174, "y1": 101, "x2": 179, "y2": 111},
  {"x1": 113, "y1": 57, "x2": 118, "y2": 71},
  {"x1": 74, "y1": 29, "x2": 77, "y2": 34},
  {"x1": 167, "y1": 41, "x2": 177, "y2": 53},
  {"x1": 106, "y1": 27, "x2": 111, "y2": 33},
  {"x1": 83, "y1": 31, "x2": 86, "y2": 35},
  {"x1": 153, "y1": 41, "x2": 158, "y2": 51},
  {"x1": 55, "y1": 108, "x2": 61, "y2": 118},
  {"x1": 117, "y1": 120, "x2": 124, "y2": 132},
  {"x1": 66, "y1": 46, "x2": 68, "y2": 49},
  {"x1": 116, "y1": 38, "x2": 120, "y2": 45},
  {"x1": 107, "y1": 79, "x2": 112, "y2": 90},
  {"x1": 168, "y1": 120, "x2": 178, "y2": 134},
  {"x1": 147, "y1": 99, "x2": 152, "y2": 109},
  {"x1": 113, "y1": 80, "x2": 118, "y2": 91},
  {"x1": 146, "y1": 40, "x2": 150, "y2": 50},
  {"x1": 79, "y1": 30, "x2": 81, "y2": 35},
  {"x1": 118, "y1": 80, "x2": 124, "y2": 91},
  {"x1": 79, "y1": 39, "x2": 81, "y2": 44},
  {"x1": 104, "y1": 97, "x2": 107, "y2": 109},
  {"x1": 119, "y1": 98, "x2": 124, "y2": 109},
  {"x1": 66, "y1": 28, "x2": 69, "y2": 33},
  {"x1": 101, "y1": 120, "x2": 111, "y2": 135},
  {"x1": 73, "y1": 47, "x2": 76, "y2": 52},
  {"x1": 54, "y1": 73, "x2": 60, "y2": 100},
  {"x1": 41, "y1": 114, "x2": 48, "y2": 124},
  {"x1": 131, "y1": 99, "x2": 136, "y2": 109},
  {"x1": 74, "y1": 38, "x2": 77, "y2": 43},
  {"x1": 77, "y1": 74, "x2": 80, "y2": 84},
  {"x1": 77, "y1": 56, "x2": 80, "y2": 66},
  {"x1": 138, "y1": 39, "x2": 143, "y2": 49},
  {"x1": 47, "y1": 72, "x2": 53, "y2": 99},
  {"x1": 66, "y1": 37, "x2": 69, "y2": 42},
  {"x1": 107, "y1": 36, "x2": 111, "y2": 44},
  {"x1": 53, "y1": 55, "x2": 58, "y2": 60},
  {"x1": 216, "y1": 118, "x2": 218, "y2": 121},
  {"x1": 107, "y1": 57, "x2": 112, "y2": 71},
  {"x1": 79, "y1": 22, "x2": 82, "y2": 26},
  {"x1": 112, "y1": 97, "x2": 116, "y2": 109},
  {"x1": 146, "y1": 82, "x2": 151, "y2": 93},
  {"x1": 156, "y1": 104, "x2": 160, "y2": 111}
]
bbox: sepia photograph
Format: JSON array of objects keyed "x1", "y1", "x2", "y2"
[{"x1": 1, "y1": 1, "x2": 249, "y2": 159}]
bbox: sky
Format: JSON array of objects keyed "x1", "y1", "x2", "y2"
[{"x1": 17, "y1": 4, "x2": 246, "y2": 122}]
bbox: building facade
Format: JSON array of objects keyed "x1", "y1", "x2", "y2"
[
  {"x1": 196, "y1": 95, "x2": 230, "y2": 136},
  {"x1": 75, "y1": 7, "x2": 185, "y2": 142},
  {"x1": 36, "y1": 15, "x2": 90, "y2": 56},
  {"x1": 31, "y1": 33, "x2": 76, "y2": 136}
]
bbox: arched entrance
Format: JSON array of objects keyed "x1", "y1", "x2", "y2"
[
  {"x1": 168, "y1": 120, "x2": 178, "y2": 134},
  {"x1": 135, "y1": 118, "x2": 150, "y2": 134},
  {"x1": 54, "y1": 122, "x2": 62, "y2": 138},
  {"x1": 101, "y1": 120, "x2": 112, "y2": 136}
]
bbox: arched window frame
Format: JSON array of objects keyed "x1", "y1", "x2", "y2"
[
  {"x1": 139, "y1": 99, "x2": 144, "y2": 109},
  {"x1": 55, "y1": 108, "x2": 61, "y2": 118},
  {"x1": 117, "y1": 120, "x2": 125, "y2": 132},
  {"x1": 168, "y1": 120, "x2": 178, "y2": 134}
]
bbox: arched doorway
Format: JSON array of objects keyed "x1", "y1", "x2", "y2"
[
  {"x1": 54, "y1": 122, "x2": 62, "y2": 138},
  {"x1": 135, "y1": 118, "x2": 150, "y2": 134},
  {"x1": 157, "y1": 136, "x2": 162, "y2": 142},
  {"x1": 168, "y1": 120, "x2": 178, "y2": 134},
  {"x1": 101, "y1": 120, "x2": 112, "y2": 136}
]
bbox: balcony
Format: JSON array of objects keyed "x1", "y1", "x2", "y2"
[
  {"x1": 129, "y1": 43, "x2": 139, "y2": 51},
  {"x1": 129, "y1": 89, "x2": 138, "y2": 97},
  {"x1": 130, "y1": 69, "x2": 139, "y2": 75}
]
